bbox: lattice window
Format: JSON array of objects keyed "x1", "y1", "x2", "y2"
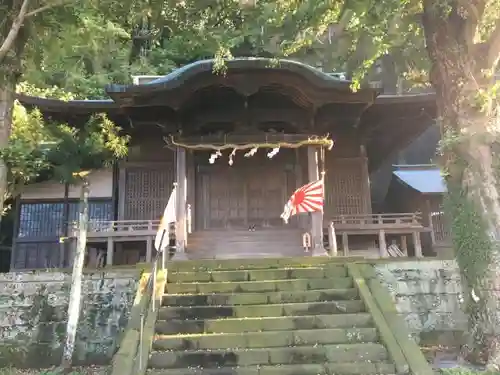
[
  {"x1": 68, "y1": 200, "x2": 113, "y2": 232},
  {"x1": 124, "y1": 165, "x2": 175, "y2": 220},
  {"x1": 18, "y1": 200, "x2": 113, "y2": 238},
  {"x1": 325, "y1": 158, "x2": 366, "y2": 216},
  {"x1": 18, "y1": 203, "x2": 64, "y2": 238}
]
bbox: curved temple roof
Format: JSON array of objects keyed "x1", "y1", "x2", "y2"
[
  {"x1": 105, "y1": 57, "x2": 354, "y2": 95},
  {"x1": 15, "y1": 58, "x2": 437, "y2": 172}
]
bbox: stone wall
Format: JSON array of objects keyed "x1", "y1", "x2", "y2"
[
  {"x1": 0, "y1": 270, "x2": 139, "y2": 368},
  {"x1": 373, "y1": 259, "x2": 467, "y2": 342}
]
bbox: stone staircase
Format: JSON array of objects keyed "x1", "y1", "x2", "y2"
[{"x1": 146, "y1": 258, "x2": 398, "y2": 375}]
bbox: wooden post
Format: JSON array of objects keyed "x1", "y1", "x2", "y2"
[
  {"x1": 173, "y1": 147, "x2": 188, "y2": 260},
  {"x1": 307, "y1": 146, "x2": 328, "y2": 256},
  {"x1": 117, "y1": 163, "x2": 126, "y2": 220},
  {"x1": 106, "y1": 237, "x2": 113, "y2": 266},
  {"x1": 186, "y1": 150, "x2": 196, "y2": 234},
  {"x1": 61, "y1": 182, "x2": 70, "y2": 267},
  {"x1": 342, "y1": 233, "x2": 349, "y2": 256},
  {"x1": 413, "y1": 231, "x2": 423, "y2": 258},
  {"x1": 328, "y1": 223, "x2": 337, "y2": 256},
  {"x1": 145, "y1": 220, "x2": 153, "y2": 262},
  {"x1": 401, "y1": 235, "x2": 408, "y2": 256},
  {"x1": 426, "y1": 200, "x2": 436, "y2": 246},
  {"x1": 146, "y1": 237, "x2": 152, "y2": 262},
  {"x1": 379, "y1": 229, "x2": 388, "y2": 257},
  {"x1": 61, "y1": 178, "x2": 89, "y2": 369}
]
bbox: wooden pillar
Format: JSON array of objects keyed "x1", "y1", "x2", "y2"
[
  {"x1": 186, "y1": 150, "x2": 196, "y2": 235},
  {"x1": 106, "y1": 237, "x2": 114, "y2": 266},
  {"x1": 146, "y1": 237, "x2": 153, "y2": 262},
  {"x1": 328, "y1": 223, "x2": 337, "y2": 256},
  {"x1": 295, "y1": 149, "x2": 307, "y2": 230},
  {"x1": 342, "y1": 232, "x2": 349, "y2": 256},
  {"x1": 379, "y1": 229, "x2": 388, "y2": 257},
  {"x1": 146, "y1": 221, "x2": 153, "y2": 262},
  {"x1": 117, "y1": 162, "x2": 126, "y2": 220},
  {"x1": 413, "y1": 231, "x2": 423, "y2": 258},
  {"x1": 173, "y1": 147, "x2": 188, "y2": 260},
  {"x1": 426, "y1": 199, "x2": 436, "y2": 246},
  {"x1": 307, "y1": 146, "x2": 328, "y2": 256},
  {"x1": 360, "y1": 145, "x2": 372, "y2": 213},
  {"x1": 401, "y1": 235, "x2": 408, "y2": 256}
]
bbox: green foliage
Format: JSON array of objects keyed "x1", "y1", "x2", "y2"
[
  {"x1": 11, "y1": 0, "x2": 434, "y2": 96},
  {"x1": 0, "y1": 94, "x2": 129, "y2": 200}
]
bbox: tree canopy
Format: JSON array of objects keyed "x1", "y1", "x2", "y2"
[{"x1": 1, "y1": 83, "x2": 129, "y2": 205}]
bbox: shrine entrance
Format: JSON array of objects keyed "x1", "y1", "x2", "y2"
[{"x1": 196, "y1": 149, "x2": 298, "y2": 230}]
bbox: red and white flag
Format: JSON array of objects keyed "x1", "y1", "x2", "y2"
[
  {"x1": 280, "y1": 179, "x2": 324, "y2": 223},
  {"x1": 155, "y1": 185, "x2": 177, "y2": 252}
]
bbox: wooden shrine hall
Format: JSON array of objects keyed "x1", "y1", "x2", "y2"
[{"x1": 13, "y1": 58, "x2": 437, "y2": 269}]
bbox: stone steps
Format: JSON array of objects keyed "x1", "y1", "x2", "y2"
[
  {"x1": 147, "y1": 362, "x2": 396, "y2": 375},
  {"x1": 149, "y1": 343, "x2": 389, "y2": 368},
  {"x1": 167, "y1": 277, "x2": 353, "y2": 294},
  {"x1": 166, "y1": 265, "x2": 346, "y2": 283},
  {"x1": 158, "y1": 300, "x2": 365, "y2": 320},
  {"x1": 163, "y1": 288, "x2": 359, "y2": 306},
  {"x1": 155, "y1": 313, "x2": 374, "y2": 335},
  {"x1": 148, "y1": 258, "x2": 397, "y2": 375},
  {"x1": 152, "y1": 327, "x2": 379, "y2": 350}
]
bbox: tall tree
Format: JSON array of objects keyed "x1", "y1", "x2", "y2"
[
  {"x1": 422, "y1": 0, "x2": 500, "y2": 367},
  {"x1": 269, "y1": 0, "x2": 500, "y2": 367}
]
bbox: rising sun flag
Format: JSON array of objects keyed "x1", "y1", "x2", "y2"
[
  {"x1": 280, "y1": 179, "x2": 324, "y2": 224},
  {"x1": 155, "y1": 185, "x2": 177, "y2": 252}
]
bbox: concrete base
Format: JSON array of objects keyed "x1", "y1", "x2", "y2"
[
  {"x1": 171, "y1": 250, "x2": 189, "y2": 261},
  {"x1": 311, "y1": 246, "x2": 330, "y2": 257}
]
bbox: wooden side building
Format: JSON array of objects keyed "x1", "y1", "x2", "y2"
[
  {"x1": 385, "y1": 164, "x2": 451, "y2": 256},
  {"x1": 12, "y1": 58, "x2": 437, "y2": 269}
]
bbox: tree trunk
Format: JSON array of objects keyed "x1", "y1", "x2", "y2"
[
  {"x1": 61, "y1": 179, "x2": 89, "y2": 369},
  {"x1": 0, "y1": 78, "x2": 15, "y2": 226},
  {"x1": 423, "y1": 1, "x2": 500, "y2": 368}
]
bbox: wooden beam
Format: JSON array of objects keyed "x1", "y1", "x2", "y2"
[
  {"x1": 118, "y1": 163, "x2": 126, "y2": 220},
  {"x1": 413, "y1": 231, "x2": 423, "y2": 258},
  {"x1": 106, "y1": 237, "x2": 114, "y2": 266},
  {"x1": 307, "y1": 146, "x2": 328, "y2": 256},
  {"x1": 173, "y1": 147, "x2": 188, "y2": 260}
]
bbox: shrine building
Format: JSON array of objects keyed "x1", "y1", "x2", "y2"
[{"x1": 12, "y1": 58, "x2": 438, "y2": 269}]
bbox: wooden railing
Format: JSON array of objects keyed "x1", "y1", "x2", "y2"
[
  {"x1": 329, "y1": 213, "x2": 422, "y2": 229},
  {"x1": 69, "y1": 220, "x2": 163, "y2": 238},
  {"x1": 327, "y1": 212, "x2": 425, "y2": 258}
]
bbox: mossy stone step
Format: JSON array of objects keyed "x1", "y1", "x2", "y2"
[
  {"x1": 166, "y1": 257, "x2": 358, "y2": 273},
  {"x1": 166, "y1": 277, "x2": 353, "y2": 294},
  {"x1": 153, "y1": 327, "x2": 378, "y2": 350},
  {"x1": 158, "y1": 300, "x2": 365, "y2": 320},
  {"x1": 148, "y1": 343, "x2": 388, "y2": 368},
  {"x1": 163, "y1": 288, "x2": 359, "y2": 306},
  {"x1": 147, "y1": 361, "x2": 396, "y2": 375},
  {"x1": 155, "y1": 313, "x2": 373, "y2": 335},
  {"x1": 167, "y1": 266, "x2": 346, "y2": 283}
]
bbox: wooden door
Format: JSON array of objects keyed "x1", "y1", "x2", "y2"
[
  {"x1": 200, "y1": 167, "x2": 247, "y2": 229},
  {"x1": 247, "y1": 165, "x2": 287, "y2": 228},
  {"x1": 198, "y1": 164, "x2": 290, "y2": 230}
]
